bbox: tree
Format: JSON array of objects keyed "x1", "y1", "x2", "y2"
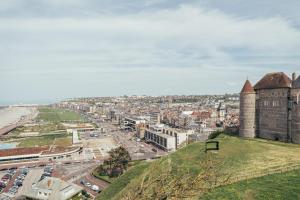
[{"x1": 108, "y1": 146, "x2": 131, "y2": 171}]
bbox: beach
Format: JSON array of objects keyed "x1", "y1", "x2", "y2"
[{"x1": 0, "y1": 106, "x2": 37, "y2": 129}]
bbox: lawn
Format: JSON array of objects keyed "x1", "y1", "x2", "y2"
[
  {"x1": 53, "y1": 137, "x2": 72, "y2": 146},
  {"x1": 96, "y1": 134, "x2": 300, "y2": 200},
  {"x1": 201, "y1": 168, "x2": 300, "y2": 200},
  {"x1": 37, "y1": 107, "x2": 84, "y2": 122},
  {"x1": 17, "y1": 133, "x2": 70, "y2": 147}
]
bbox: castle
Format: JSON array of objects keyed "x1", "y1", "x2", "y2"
[{"x1": 239, "y1": 72, "x2": 300, "y2": 144}]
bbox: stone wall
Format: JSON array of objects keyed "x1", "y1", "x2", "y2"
[
  {"x1": 291, "y1": 88, "x2": 300, "y2": 144},
  {"x1": 255, "y1": 88, "x2": 290, "y2": 142}
]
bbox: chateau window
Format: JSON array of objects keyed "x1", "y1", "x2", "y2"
[{"x1": 272, "y1": 101, "x2": 279, "y2": 107}]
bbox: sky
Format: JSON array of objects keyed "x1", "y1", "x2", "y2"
[{"x1": 1, "y1": 0, "x2": 300, "y2": 105}]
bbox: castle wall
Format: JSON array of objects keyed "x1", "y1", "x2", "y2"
[
  {"x1": 291, "y1": 88, "x2": 300, "y2": 144},
  {"x1": 239, "y1": 92, "x2": 256, "y2": 138},
  {"x1": 255, "y1": 88, "x2": 290, "y2": 142}
]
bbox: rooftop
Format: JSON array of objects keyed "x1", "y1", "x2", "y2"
[
  {"x1": 0, "y1": 146, "x2": 48, "y2": 157},
  {"x1": 254, "y1": 72, "x2": 292, "y2": 90},
  {"x1": 25, "y1": 177, "x2": 82, "y2": 200}
]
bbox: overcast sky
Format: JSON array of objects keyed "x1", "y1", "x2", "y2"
[{"x1": 1, "y1": 0, "x2": 300, "y2": 104}]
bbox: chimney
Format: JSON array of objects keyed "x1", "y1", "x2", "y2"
[{"x1": 292, "y1": 72, "x2": 297, "y2": 81}]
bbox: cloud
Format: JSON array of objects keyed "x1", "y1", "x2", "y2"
[
  {"x1": 0, "y1": 1, "x2": 300, "y2": 103},
  {"x1": 1, "y1": 5, "x2": 300, "y2": 70}
]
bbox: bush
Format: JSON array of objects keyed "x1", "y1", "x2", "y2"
[
  {"x1": 208, "y1": 130, "x2": 223, "y2": 139},
  {"x1": 96, "y1": 165, "x2": 107, "y2": 176}
]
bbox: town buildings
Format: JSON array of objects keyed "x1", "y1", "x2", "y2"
[{"x1": 56, "y1": 94, "x2": 240, "y2": 151}]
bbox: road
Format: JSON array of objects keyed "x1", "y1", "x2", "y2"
[{"x1": 82, "y1": 113, "x2": 168, "y2": 160}]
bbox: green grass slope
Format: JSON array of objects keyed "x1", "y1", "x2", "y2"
[
  {"x1": 97, "y1": 161, "x2": 150, "y2": 200},
  {"x1": 201, "y1": 168, "x2": 300, "y2": 200},
  {"x1": 96, "y1": 134, "x2": 300, "y2": 200}
]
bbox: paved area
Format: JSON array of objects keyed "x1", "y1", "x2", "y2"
[
  {"x1": 81, "y1": 133, "x2": 118, "y2": 158},
  {"x1": 104, "y1": 126, "x2": 167, "y2": 160}
]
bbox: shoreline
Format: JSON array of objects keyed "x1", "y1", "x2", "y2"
[{"x1": 0, "y1": 107, "x2": 38, "y2": 136}]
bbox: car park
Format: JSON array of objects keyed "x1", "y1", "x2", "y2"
[{"x1": 6, "y1": 167, "x2": 29, "y2": 196}]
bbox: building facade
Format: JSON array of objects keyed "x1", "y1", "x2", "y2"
[
  {"x1": 123, "y1": 117, "x2": 146, "y2": 131},
  {"x1": 239, "y1": 72, "x2": 300, "y2": 144},
  {"x1": 144, "y1": 124, "x2": 192, "y2": 152}
]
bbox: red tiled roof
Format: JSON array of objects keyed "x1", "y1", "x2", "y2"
[
  {"x1": 241, "y1": 80, "x2": 255, "y2": 93},
  {"x1": 0, "y1": 147, "x2": 49, "y2": 157},
  {"x1": 254, "y1": 72, "x2": 291, "y2": 90}
]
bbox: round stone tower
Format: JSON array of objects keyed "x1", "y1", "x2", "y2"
[{"x1": 239, "y1": 80, "x2": 256, "y2": 138}]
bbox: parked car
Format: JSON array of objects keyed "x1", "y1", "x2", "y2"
[
  {"x1": 0, "y1": 181, "x2": 6, "y2": 188},
  {"x1": 85, "y1": 182, "x2": 92, "y2": 187},
  {"x1": 91, "y1": 185, "x2": 100, "y2": 192},
  {"x1": 80, "y1": 180, "x2": 86, "y2": 185}
]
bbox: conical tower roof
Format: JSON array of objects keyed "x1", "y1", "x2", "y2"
[{"x1": 241, "y1": 80, "x2": 255, "y2": 93}]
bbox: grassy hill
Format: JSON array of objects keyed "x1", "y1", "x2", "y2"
[{"x1": 96, "y1": 134, "x2": 300, "y2": 200}]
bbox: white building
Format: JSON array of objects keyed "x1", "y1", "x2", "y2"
[
  {"x1": 24, "y1": 177, "x2": 82, "y2": 200},
  {"x1": 144, "y1": 124, "x2": 193, "y2": 152},
  {"x1": 123, "y1": 116, "x2": 146, "y2": 131}
]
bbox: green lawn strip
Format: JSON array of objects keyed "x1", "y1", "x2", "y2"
[
  {"x1": 37, "y1": 107, "x2": 84, "y2": 122},
  {"x1": 17, "y1": 133, "x2": 69, "y2": 147},
  {"x1": 201, "y1": 168, "x2": 300, "y2": 200}
]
